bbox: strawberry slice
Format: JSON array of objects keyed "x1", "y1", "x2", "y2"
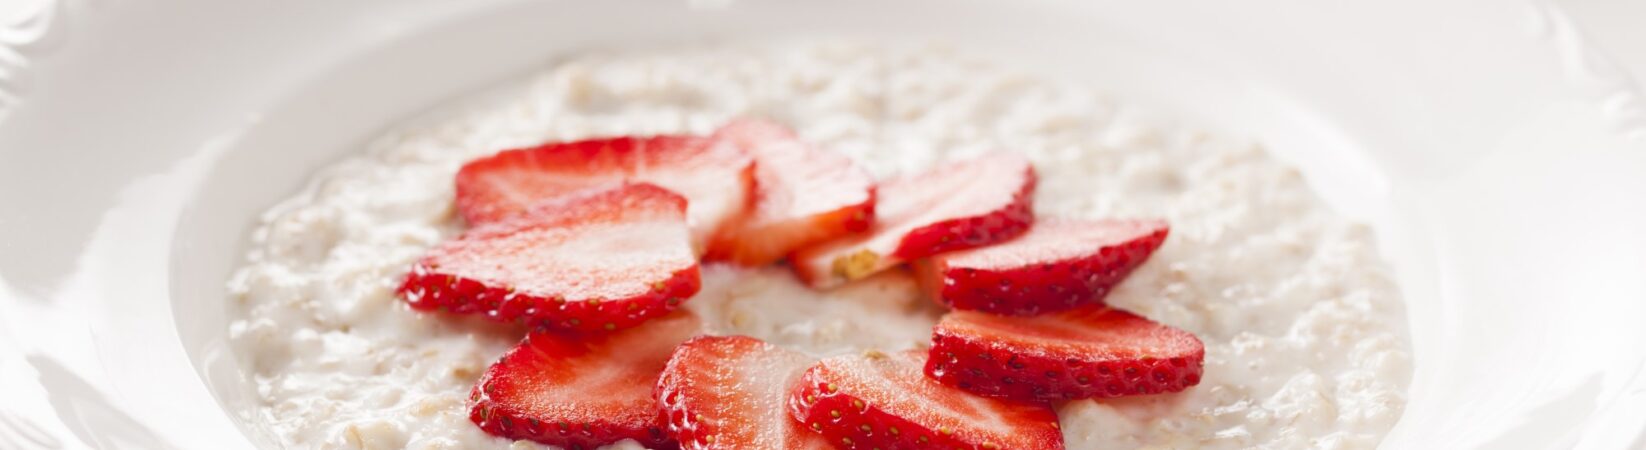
[
  {"x1": 656, "y1": 335, "x2": 832, "y2": 450},
  {"x1": 470, "y1": 311, "x2": 703, "y2": 449},
  {"x1": 788, "y1": 350, "x2": 1064, "y2": 450},
  {"x1": 916, "y1": 219, "x2": 1169, "y2": 316},
  {"x1": 454, "y1": 134, "x2": 754, "y2": 246},
  {"x1": 926, "y1": 306, "x2": 1205, "y2": 403},
  {"x1": 704, "y1": 119, "x2": 876, "y2": 266},
  {"x1": 399, "y1": 183, "x2": 701, "y2": 332},
  {"x1": 792, "y1": 154, "x2": 1036, "y2": 288}
]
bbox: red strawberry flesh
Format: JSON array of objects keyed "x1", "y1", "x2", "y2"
[
  {"x1": 927, "y1": 306, "x2": 1205, "y2": 403},
  {"x1": 788, "y1": 350, "x2": 1064, "y2": 450},
  {"x1": 470, "y1": 311, "x2": 703, "y2": 449},
  {"x1": 918, "y1": 218, "x2": 1169, "y2": 315},
  {"x1": 399, "y1": 183, "x2": 701, "y2": 332},
  {"x1": 793, "y1": 153, "x2": 1036, "y2": 288},
  {"x1": 705, "y1": 119, "x2": 876, "y2": 266},
  {"x1": 656, "y1": 335, "x2": 832, "y2": 450},
  {"x1": 454, "y1": 134, "x2": 754, "y2": 246}
]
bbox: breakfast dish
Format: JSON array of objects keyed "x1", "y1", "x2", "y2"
[{"x1": 228, "y1": 41, "x2": 1411, "y2": 449}]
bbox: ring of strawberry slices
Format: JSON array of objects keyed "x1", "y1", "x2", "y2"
[{"x1": 398, "y1": 118, "x2": 1206, "y2": 450}]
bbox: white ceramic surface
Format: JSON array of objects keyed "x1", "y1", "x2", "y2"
[{"x1": 2, "y1": 1, "x2": 1645, "y2": 449}]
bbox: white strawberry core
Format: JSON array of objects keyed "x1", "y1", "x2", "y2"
[{"x1": 939, "y1": 219, "x2": 1163, "y2": 269}]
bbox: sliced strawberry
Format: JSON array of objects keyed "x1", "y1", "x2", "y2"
[
  {"x1": 788, "y1": 350, "x2": 1064, "y2": 450},
  {"x1": 704, "y1": 119, "x2": 876, "y2": 266},
  {"x1": 656, "y1": 335, "x2": 832, "y2": 450},
  {"x1": 399, "y1": 183, "x2": 701, "y2": 332},
  {"x1": 916, "y1": 219, "x2": 1169, "y2": 316},
  {"x1": 926, "y1": 306, "x2": 1204, "y2": 403},
  {"x1": 792, "y1": 154, "x2": 1036, "y2": 288},
  {"x1": 454, "y1": 134, "x2": 754, "y2": 246},
  {"x1": 470, "y1": 311, "x2": 702, "y2": 449}
]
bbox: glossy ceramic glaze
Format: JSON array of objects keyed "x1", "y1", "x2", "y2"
[{"x1": 1, "y1": 0, "x2": 1644, "y2": 449}]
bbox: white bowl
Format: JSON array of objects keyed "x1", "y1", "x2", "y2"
[{"x1": 2, "y1": 0, "x2": 1645, "y2": 448}]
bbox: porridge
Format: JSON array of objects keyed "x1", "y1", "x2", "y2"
[{"x1": 227, "y1": 40, "x2": 1411, "y2": 449}]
